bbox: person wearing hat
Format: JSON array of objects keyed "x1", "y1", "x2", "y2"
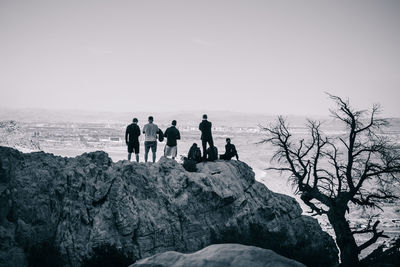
[{"x1": 125, "y1": 117, "x2": 141, "y2": 162}]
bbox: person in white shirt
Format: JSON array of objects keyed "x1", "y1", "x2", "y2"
[{"x1": 142, "y1": 116, "x2": 159, "y2": 162}]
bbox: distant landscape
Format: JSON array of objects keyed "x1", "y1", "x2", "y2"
[{"x1": 1, "y1": 107, "x2": 400, "y2": 257}]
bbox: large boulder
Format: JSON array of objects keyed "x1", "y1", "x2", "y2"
[
  {"x1": 0, "y1": 146, "x2": 338, "y2": 266},
  {"x1": 131, "y1": 243, "x2": 305, "y2": 267}
]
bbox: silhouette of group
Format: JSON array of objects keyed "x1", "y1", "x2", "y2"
[{"x1": 125, "y1": 114, "x2": 238, "y2": 163}]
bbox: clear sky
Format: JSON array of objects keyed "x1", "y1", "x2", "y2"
[{"x1": 1, "y1": 0, "x2": 399, "y2": 116}]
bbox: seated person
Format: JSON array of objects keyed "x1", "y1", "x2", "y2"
[
  {"x1": 188, "y1": 143, "x2": 202, "y2": 163},
  {"x1": 220, "y1": 138, "x2": 239, "y2": 160},
  {"x1": 206, "y1": 145, "x2": 218, "y2": 161}
]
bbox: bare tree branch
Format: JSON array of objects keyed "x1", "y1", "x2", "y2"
[
  {"x1": 261, "y1": 94, "x2": 400, "y2": 265},
  {"x1": 357, "y1": 221, "x2": 389, "y2": 253}
]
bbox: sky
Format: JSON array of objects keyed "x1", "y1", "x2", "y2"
[{"x1": 1, "y1": 0, "x2": 399, "y2": 117}]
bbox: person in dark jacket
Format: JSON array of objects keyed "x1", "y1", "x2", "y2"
[
  {"x1": 125, "y1": 118, "x2": 141, "y2": 162},
  {"x1": 220, "y1": 138, "x2": 239, "y2": 160},
  {"x1": 199, "y1": 114, "x2": 214, "y2": 159},
  {"x1": 164, "y1": 120, "x2": 181, "y2": 159},
  {"x1": 188, "y1": 143, "x2": 202, "y2": 163}
]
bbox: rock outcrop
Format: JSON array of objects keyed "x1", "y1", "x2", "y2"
[
  {"x1": 131, "y1": 243, "x2": 305, "y2": 267},
  {"x1": 0, "y1": 146, "x2": 338, "y2": 266},
  {"x1": 0, "y1": 121, "x2": 40, "y2": 152}
]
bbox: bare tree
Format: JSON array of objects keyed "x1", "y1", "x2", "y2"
[{"x1": 261, "y1": 94, "x2": 400, "y2": 266}]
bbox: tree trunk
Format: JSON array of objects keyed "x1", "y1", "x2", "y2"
[{"x1": 327, "y1": 208, "x2": 359, "y2": 266}]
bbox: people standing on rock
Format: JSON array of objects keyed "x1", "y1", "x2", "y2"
[
  {"x1": 143, "y1": 116, "x2": 159, "y2": 163},
  {"x1": 125, "y1": 118, "x2": 141, "y2": 162},
  {"x1": 220, "y1": 138, "x2": 239, "y2": 160},
  {"x1": 163, "y1": 120, "x2": 181, "y2": 160},
  {"x1": 188, "y1": 143, "x2": 202, "y2": 163},
  {"x1": 199, "y1": 114, "x2": 214, "y2": 159},
  {"x1": 206, "y1": 145, "x2": 218, "y2": 161}
]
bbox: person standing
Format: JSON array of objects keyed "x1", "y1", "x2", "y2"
[
  {"x1": 220, "y1": 138, "x2": 239, "y2": 160},
  {"x1": 199, "y1": 114, "x2": 214, "y2": 159},
  {"x1": 125, "y1": 118, "x2": 141, "y2": 162},
  {"x1": 143, "y1": 116, "x2": 159, "y2": 163},
  {"x1": 163, "y1": 120, "x2": 181, "y2": 160}
]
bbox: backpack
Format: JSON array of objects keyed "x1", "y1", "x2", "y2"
[
  {"x1": 157, "y1": 129, "x2": 164, "y2": 142},
  {"x1": 207, "y1": 146, "x2": 218, "y2": 161}
]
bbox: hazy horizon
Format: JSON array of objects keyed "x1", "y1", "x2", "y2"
[{"x1": 0, "y1": 105, "x2": 333, "y2": 117}]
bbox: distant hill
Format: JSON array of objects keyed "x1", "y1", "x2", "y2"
[{"x1": 0, "y1": 107, "x2": 330, "y2": 127}]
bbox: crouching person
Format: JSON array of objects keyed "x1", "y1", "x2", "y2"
[
  {"x1": 183, "y1": 143, "x2": 202, "y2": 172},
  {"x1": 188, "y1": 143, "x2": 202, "y2": 163}
]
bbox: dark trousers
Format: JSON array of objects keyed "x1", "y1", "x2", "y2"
[
  {"x1": 220, "y1": 153, "x2": 233, "y2": 160},
  {"x1": 202, "y1": 139, "x2": 214, "y2": 158}
]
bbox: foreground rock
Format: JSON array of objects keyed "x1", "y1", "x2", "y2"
[
  {"x1": 132, "y1": 243, "x2": 305, "y2": 267},
  {"x1": 0, "y1": 146, "x2": 338, "y2": 266}
]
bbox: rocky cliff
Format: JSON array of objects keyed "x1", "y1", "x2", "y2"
[{"x1": 0, "y1": 146, "x2": 338, "y2": 266}]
